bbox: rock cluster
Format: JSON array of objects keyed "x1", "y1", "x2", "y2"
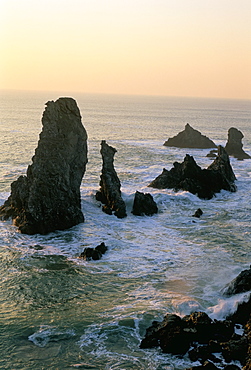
[
  {"x1": 96, "y1": 140, "x2": 127, "y2": 218},
  {"x1": 140, "y1": 266, "x2": 251, "y2": 369},
  {"x1": 131, "y1": 191, "x2": 158, "y2": 216},
  {"x1": 164, "y1": 124, "x2": 217, "y2": 149},
  {"x1": 225, "y1": 127, "x2": 251, "y2": 160},
  {"x1": 0, "y1": 98, "x2": 88, "y2": 234},
  {"x1": 149, "y1": 146, "x2": 236, "y2": 199}
]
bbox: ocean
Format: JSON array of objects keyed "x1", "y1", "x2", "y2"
[{"x1": 0, "y1": 90, "x2": 250, "y2": 369}]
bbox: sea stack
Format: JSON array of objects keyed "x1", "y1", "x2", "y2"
[
  {"x1": 96, "y1": 140, "x2": 127, "y2": 218},
  {"x1": 164, "y1": 123, "x2": 217, "y2": 149},
  {"x1": 0, "y1": 97, "x2": 88, "y2": 234},
  {"x1": 149, "y1": 146, "x2": 236, "y2": 200},
  {"x1": 225, "y1": 127, "x2": 251, "y2": 160}
]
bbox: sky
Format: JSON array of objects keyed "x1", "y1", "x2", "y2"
[{"x1": 1, "y1": 0, "x2": 251, "y2": 99}]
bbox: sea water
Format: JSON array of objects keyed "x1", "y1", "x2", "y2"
[{"x1": 0, "y1": 90, "x2": 250, "y2": 369}]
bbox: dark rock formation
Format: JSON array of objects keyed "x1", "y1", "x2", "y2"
[
  {"x1": 0, "y1": 98, "x2": 88, "y2": 234},
  {"x1": 192, "y1": 208, "x2": 203, "y2": 218},
  {"x1": 131, "y1": 191, "x2": 158, "y2": 216},
  {"x1": 223, "y1": 266, "x2": 251, "y2": 297},
  {"x1": 96, "y1": 140, "x2": 127, "y2": 218},
  {"x1": 225, "y1": 127, "x2": 251, "y2": 160},
  {"x1": 164, "y1": 123, "x2": 217, "y2": 149},
  {"x1": 141, "y1": 266, "x2": 251, "y2": 368},
  {"x1": 148, "y1": 146, "x2": 236, "y2": 199},
  {"x1": 79, "y1": 242, "x2": 108, "y2": 261}
]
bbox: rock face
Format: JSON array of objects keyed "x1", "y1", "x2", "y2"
[
  {"x1": 225, "y1": 127, "x2": 251, "y2": 160},
  {"x1": 96, "y1": 140, "x2": 127, "y2": 218},
  {"x1": 0, "y1": 98, "x2": 88, "y2": 234},
  {"x1": 131, "y1": 191, "x2": 158, "y2": 216},
  {"x1": 148, "y1": 146, "x2": 236, "y2": 199},
  {"x1": 164, "y1": 123, "x2": 217, "y2": 149}
]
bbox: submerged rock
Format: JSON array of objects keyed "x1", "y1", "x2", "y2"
[
  {"x1": 225, "y1": 127, "x2": 251, "y2": 160},
  {"x1": 96, "y1": 140, "x2": 127, "y2": 218},
  {"x1": 0, "y1": 98, "x2": 88, "y2": 234},
  {"x1": 131, "y1": 191, "x2": 158, "y2": 216},
  {"x1": 164, "y1": 123, "x2": 217, "y2": 149},
  {"x1": 148, "y1": 146, "x2": 236, "y2": 199}
]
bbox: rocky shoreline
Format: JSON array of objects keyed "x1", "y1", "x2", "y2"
[{"x1": 140, "y1": 267, "x2": 251, "y2": 369}]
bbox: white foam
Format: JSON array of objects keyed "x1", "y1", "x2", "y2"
[
  {"x1": 28, "y1": 325, "x2": 76, "y2": 348},
  {"x1": 207, "y1": 291, "x2": 251, "y2": 321}
]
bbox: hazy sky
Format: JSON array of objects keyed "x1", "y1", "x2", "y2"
[{"x1": 1, "y1": 0, "x2": 251, "y2": 99}]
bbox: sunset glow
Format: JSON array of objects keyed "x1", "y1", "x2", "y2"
[{"x1": 1, "y1": 0, "x2": 251, "y2": 99}]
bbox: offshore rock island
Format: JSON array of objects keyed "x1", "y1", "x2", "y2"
[
  {"x1": 164, "y1": 123, "x2": 217, "y2": 149},
  {"x1": 149, "y1": 146, "x2": 236, "y2": 199},
  {"x1": 0, "y1": 98, "x2": 88, "y2": 234},
  {"x1": 225, "y1": 127, "x2": 251, "y2": 160},
  {"x1": 96, "y1": 140, "x2": 127, "y2": 218}
]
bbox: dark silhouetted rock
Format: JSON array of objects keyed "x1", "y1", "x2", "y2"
[
  {"x1": 0, "y1": 98, "x2": 88, "y2": 234},
  {"x1": 223, "y1": 266, "x2": 251, "y2": 296},
  {"x1": 221, "y1": 336, "x2": 248, "y2": 365},
  {"x1": 140, "y1": 311, "x2": 234, "y2": 357},
  {"x1": 225, "y1": 127, "x2": 251, "y2": 160},
  {"x1": 148, "y1": 146, "x2": 236, "y2": 199},
  {"x1": 79, "y1": 242, "x2": 108, "y2": 261},
  {"x1": 131, "y1": 191, "x2": 158, "y2": 216},
  {"x1": 164, "y1": 123, "x2": 217, "y2": 149},
  {"x1": 96, "y1": 140, "x2": 127, "y2": 218},
  {"x1": 192, "y1": 208, "x2": 203, "y2": 218}
]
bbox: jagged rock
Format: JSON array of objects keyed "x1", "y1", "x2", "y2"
[
  {"x1": 131, "y1": 191, "x2": 158, "y2": 216},
  {"x1": 79, "y1": 242, "x2": 108, "y2": 261},
  {"x1": 140, "y1": 311, "x2": 235, "y2": 357},
  {"x1": 223, "y1": 266, "x2": 251, "y2": 296},
  {"x1": 164, "y1": 123, "x2": 217, "y2": 149},
  {"x1": 148, "y1": 146, "x2": 236, "y2": 200},
  {"x1": 225, "y1": 127, "x2": 251, "y2": 160},
  {"x1": 0, "y1": 98, "x2": 88, "y2": 234},
  {"x1": 192, "y1": 208, "x2": 203, "y2": 218},
  {"x1": 96, "y1": 140, "x2": 127, "y2": 218},
  {"x1": 221, "y1": 336, "x2": 248, "y2": 365}
]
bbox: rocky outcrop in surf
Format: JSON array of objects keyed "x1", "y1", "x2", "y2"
[
  {"x1": 0, "y1": 98, "x2": 88, "y2": 234},
  {"x1": 96, "y1": 140, "x2": 127, "y2": 218},
  {"x1": 141, "y1": 266, "x2": 251, "y2": 369},
  {"x1": 79, "y1": 242, "x2": 108, "y2": 261},
  {"x1": 131, "y1": 191, "x2": 158, "y2": 216},
  {"x1": 164, "y1": 123, "x2": 217, "y2": 149},
  {"x1": 148, "y1": 146, "x2": 236, "y2": 199},
  {"x1": 225, "y1": 127, "x2": 251, "y2": 160}
]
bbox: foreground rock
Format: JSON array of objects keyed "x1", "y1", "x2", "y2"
[
  {"x1": 96, "y1": 140, "x2": 127, "y2": 218},
  {"x1": 140, "y1": 266, "x2": 251, "y2": 369},
  {"x1": 164, "y1": 123, "x2": 217, "y2": 149},
  {"x1": 79, "y1": 242, "x2": 108, "y2": 261},
  {"x1": 225, "y1": 127, "x2": 251, "y2": 160},
  {"x1": 131, "y1": 191, "x2": 158, "y2": 216},
  {"x1": 0, "y1": 98, "x2": 88, "y2": 234},
  {"x1": 149, "y1": 146, "x2": 236, "y2": 199}
]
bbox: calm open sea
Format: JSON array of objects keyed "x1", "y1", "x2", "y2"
[{"x1": 0, "y1": 90, "x2": 251, "y2": 369}]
